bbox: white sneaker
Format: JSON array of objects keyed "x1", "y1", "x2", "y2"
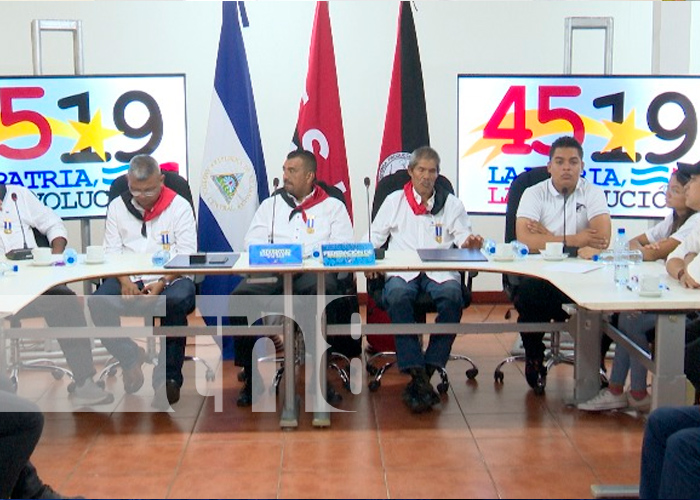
[
  {"x1": 72, "y1": 378, "x2": 115, "y2": 407},
  {"x1": 627, "y1": 392, "x2": 651, "y2": 412},
  {"x1": 577, "y1": 388, "x2": 628, "y2": 411}
]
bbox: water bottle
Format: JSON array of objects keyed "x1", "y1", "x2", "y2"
[
  {"x1": 482, "y1": 239, "x2": 497, "y2": 257},
  {"x1": 614, "y1": 228, "x2": 629, "y2": 253},
  {"x1": 62, "y1": 248, "x2": 78, "y2": 266},
  {"x1": 593, "y1": 249, "x2": 643, "y2": 265},
  {"x1": 151, "y1": 248, "x2": 171, "y2": 267},
  {"x1": 511, "y1": 240, "x2": 529, "y2": 260}
]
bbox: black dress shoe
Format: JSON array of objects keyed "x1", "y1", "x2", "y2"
[
  {"x1": 165, "y1": 379, "x2": 180, "y2": 405},
  {"x1": 32, "y1": 484, "x2": 84, "y2": 499},
  {"x1": 525, "y1": 356, "x2": 547, "y2": 395},
  {"x1": 236, "y1": 381, "x2": 252, "y2": 407}
]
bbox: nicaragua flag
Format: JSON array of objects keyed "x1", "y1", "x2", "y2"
[
  {"x1": 197, "y1": 2, "x2": 269, "y2": 319},
  {"x1": 376, "y1": 1, "x2": 429, "y2": 181}
]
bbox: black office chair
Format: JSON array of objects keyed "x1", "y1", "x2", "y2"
[
  {"x1": 494, "y1": 166, "x2": 576, "y2": 390},
  {"x1": 365, "y1": 169, "x2": 478, "y2": 394},
  {"x1": 99, "y1": 169, "x2": 216, "y2": 383}
]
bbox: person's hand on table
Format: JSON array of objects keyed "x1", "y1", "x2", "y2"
[
  {"x1": 577, "y1": 246, "x2": 598, "y2": 260},
  {"x1": 680, "y1": 271, "x2": 700, "y2": 289},
  {"x1": 461, "y1": 234, "x2": 484, "y2": 249}
]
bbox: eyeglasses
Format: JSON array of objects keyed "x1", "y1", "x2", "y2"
[{"x1": 129, "y1": 189, "x2": 159, "y2": 198}]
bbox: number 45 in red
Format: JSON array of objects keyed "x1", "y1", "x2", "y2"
[{"x1": 483, "y1": 85, "x2": 585, "y2": 156}]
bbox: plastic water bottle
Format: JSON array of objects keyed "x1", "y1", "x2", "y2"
[
  {"x1": 62, "y1": 248, "x2": 78, "y2": 266},
  {"x1": 482, "y1": 239, "x2": 497, "y2": 257},
  {"x1": 511, "y1": 241, "x2": 529, "y2": 260},
  {"x1": 593, "y1": 249, "x2": 643, "y2": 265},
  {"x1": 151, "y1": 248, "x2": 171, "y2": 267},
  {"x1": 612, "y1": 228, "x2": 630, "y2": 286}
]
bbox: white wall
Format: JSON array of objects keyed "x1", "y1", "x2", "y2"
[{"x1": 0, "y1": 1, "x2": 684, "y2": 291}]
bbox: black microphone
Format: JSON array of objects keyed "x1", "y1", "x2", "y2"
[
  {"x1": 6, "y1": 192, "x2": 34, "y2": 260},
  {"x1": 561, "y1": 187, "x2": 571, "y2": 257},
  {"x1": 364, "y1": 177, "x2": 384, "y2": 260},
  {"x1": 269, "y1": 177, "x2": 280, "y2": 244}
]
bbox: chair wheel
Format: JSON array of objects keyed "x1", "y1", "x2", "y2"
[
  {"x1": 494, "y1": 370, "x2": 504, "y2": 383},
  {"x1": 437, "y1": 382, "x2": 449, "y2": 394},
  {"x1": 466, "y1": 368, "x2": 478, "y2": 380},
  {"x1": 366, "y1": 364, "x2": 378, "y2": 376},
  {"x1": 206, "y1": 370, "x2": 216, "y2": 382},
  {"x1": 51, "y1": 370, "x2": 64, "y2": 380},
  {"x1": 67, "y1": 381, "x2": 76, "y2": 393},
  {"x1": 368, "y1": 380, "x2": 380, "y2": 392}
]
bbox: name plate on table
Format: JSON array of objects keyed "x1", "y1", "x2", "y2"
[
  {"x1": 321, "y1": 243, "x2": 376, "y2": 267},
  {"x1": 249, "y1": 244, "x2": 303, "y2": 266}
]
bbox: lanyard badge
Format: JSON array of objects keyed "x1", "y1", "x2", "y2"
[
  {"x1": 434, "y1": 223, "x2": 443, "y2": 244},
  {"x1": 306, "y1": 216, "x2": 315, "y2": 234}
]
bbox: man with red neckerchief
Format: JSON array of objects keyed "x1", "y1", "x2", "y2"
[
  {"x1": 88, "y1": 154, "x2": 197, "y2": 410},
  {"x1": 229, "y1": 149, "x2": 353, "y2": 407},
  {"x1": 369, "y1": 146, "x2": 483, "y2": 413}
]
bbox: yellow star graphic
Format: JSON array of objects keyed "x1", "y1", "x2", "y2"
[
  {"x1": 600, "y1": 110, "x2": 655, "y2": 161},
  {"x1": 69, "y1": 110, "x2": 122, "y2": 161}
]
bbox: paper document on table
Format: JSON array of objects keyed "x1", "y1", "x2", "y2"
[{"x1": 544, "y1": 262, "x2": 603, "y2": 274}]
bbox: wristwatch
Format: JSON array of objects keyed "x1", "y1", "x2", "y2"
[{"x1": 158, "y1": 277, "x2": 171, "y2": 287}]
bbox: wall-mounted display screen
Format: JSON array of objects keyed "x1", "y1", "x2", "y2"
[
  {"x1": 0, "y1": 74, "x2": 187, "y2": 219},
  {"x1": 458, "y1": 75, "x2": 700, "y2": 218}
]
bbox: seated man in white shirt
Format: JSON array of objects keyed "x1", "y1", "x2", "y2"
[
  {"x1": 88, "y1": 155, "x2": 197, "y2": 410},
  {"x1": 514, "y1": 135, "x2": 611, "y2": 394},
  {"x1": 369, "y1": 146, "x2": 484, "y2": 414},
  {"x1": 1, "y1": 182, "x2": 116, "y2": 406},
  {"x1": 229, "y1": 149, "x2": 354, "y2": 407}
]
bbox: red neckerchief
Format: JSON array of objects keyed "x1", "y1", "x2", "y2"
[
  {"x1": 290, "y1": 186, "x2": 329, "y2": 222},
  {"x1": 143, "y1": 186, "x2": 177, "y2": 222},
  {"x1": 403, "y1": 181, "x2": 429, "y2": 215}
]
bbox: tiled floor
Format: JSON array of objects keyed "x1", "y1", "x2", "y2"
[{"x1": 15, "y1": 304, "x2": 647, "y2": 499}]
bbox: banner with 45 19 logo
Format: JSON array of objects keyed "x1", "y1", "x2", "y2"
[{"x1": 458, "y1": 75, "x2": 700, "y2": 218}]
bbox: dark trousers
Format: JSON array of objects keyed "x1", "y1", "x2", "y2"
[
  {"x1": 512, "y1": 276, "x2": 571, "y2": 360},
  {"x1": 13, "y1": 285, "x2": 96, "y2": 385},
  {"x1": 686, "y1": 317, "x2": 700, "y2": 392},
  {"x1": 229, "y1": 273, "x2": 340, "y2": 374},
  {"x1": 0, "y1": 374, "x2": 44, "y2": 499},
  {"x1": 640, "y1": 406, "x2": 700, "y2": 499},
  {"x1": 88, "y1": 277, "x2": 196, "y2": 389}
]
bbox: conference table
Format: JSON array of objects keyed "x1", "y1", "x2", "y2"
[{"x1": 0, "y1": 250, "x2": 697, "y2": 429}]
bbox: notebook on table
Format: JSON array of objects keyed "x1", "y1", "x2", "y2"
[{"x1": 417, "y1": 248, "x2": 487, "y2": 262}]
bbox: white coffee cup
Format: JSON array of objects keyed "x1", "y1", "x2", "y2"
[
  {"x1": 31, "y1": 247, "x2": 52, "y2": 264},
  {"x1": 495, "y1": 243, "x2": 512, "y2": 259},
  {"x1": 86, "y1": 245, "x2": 105, "y2": 263},
  {"x1": 639, "y1": 274, "x2": 661, "y2": 294},
  {"x1": 545, "y1": 242, "x2": 564, "y2": 257}
]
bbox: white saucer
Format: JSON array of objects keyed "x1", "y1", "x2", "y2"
[
  {"x1": 638, "y1": 289, "x2": 662, "y2": 298},
  {"x1": 542, "y1": 253, "x2": 566, "y2": 261},
  {"x1": 31, "y1": 260, "x2": 53, "y2": 267},
  {"x1": 85, "y1": 259, "x2": 105, "y2": 265},
  {"x1": 492, "y1": 255, "x2": 515, "y2": 262}
]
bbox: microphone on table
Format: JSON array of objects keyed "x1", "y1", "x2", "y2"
[
  {"x1": 364, "y1": 177, "x2": 384, "y2": 260},
  {"x1": 269, "y1": 177, "x2": 280, "y2": 244},
  {"x1": 5, "y1": 193, "x2": 34, "y2": 260}
]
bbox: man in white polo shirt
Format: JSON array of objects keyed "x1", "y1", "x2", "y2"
[
  {"x1": 370, "y1": 146, "x2": 483, "y2": 413},
  {"x1": 514, "y1": 135, "x2": 611, "y2": 394}
]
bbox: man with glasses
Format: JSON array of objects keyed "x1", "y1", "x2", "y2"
[{"x1": 88, "y1": 154, "x2": 197, "y2": 410}]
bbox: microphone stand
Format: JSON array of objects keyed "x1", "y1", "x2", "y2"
[
  {"x1": 269, "y1": 178, "x2": 279, "y2": 244},
  {"x1": 6, "y1": 193, "x2": 34, "y2": 260}
]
